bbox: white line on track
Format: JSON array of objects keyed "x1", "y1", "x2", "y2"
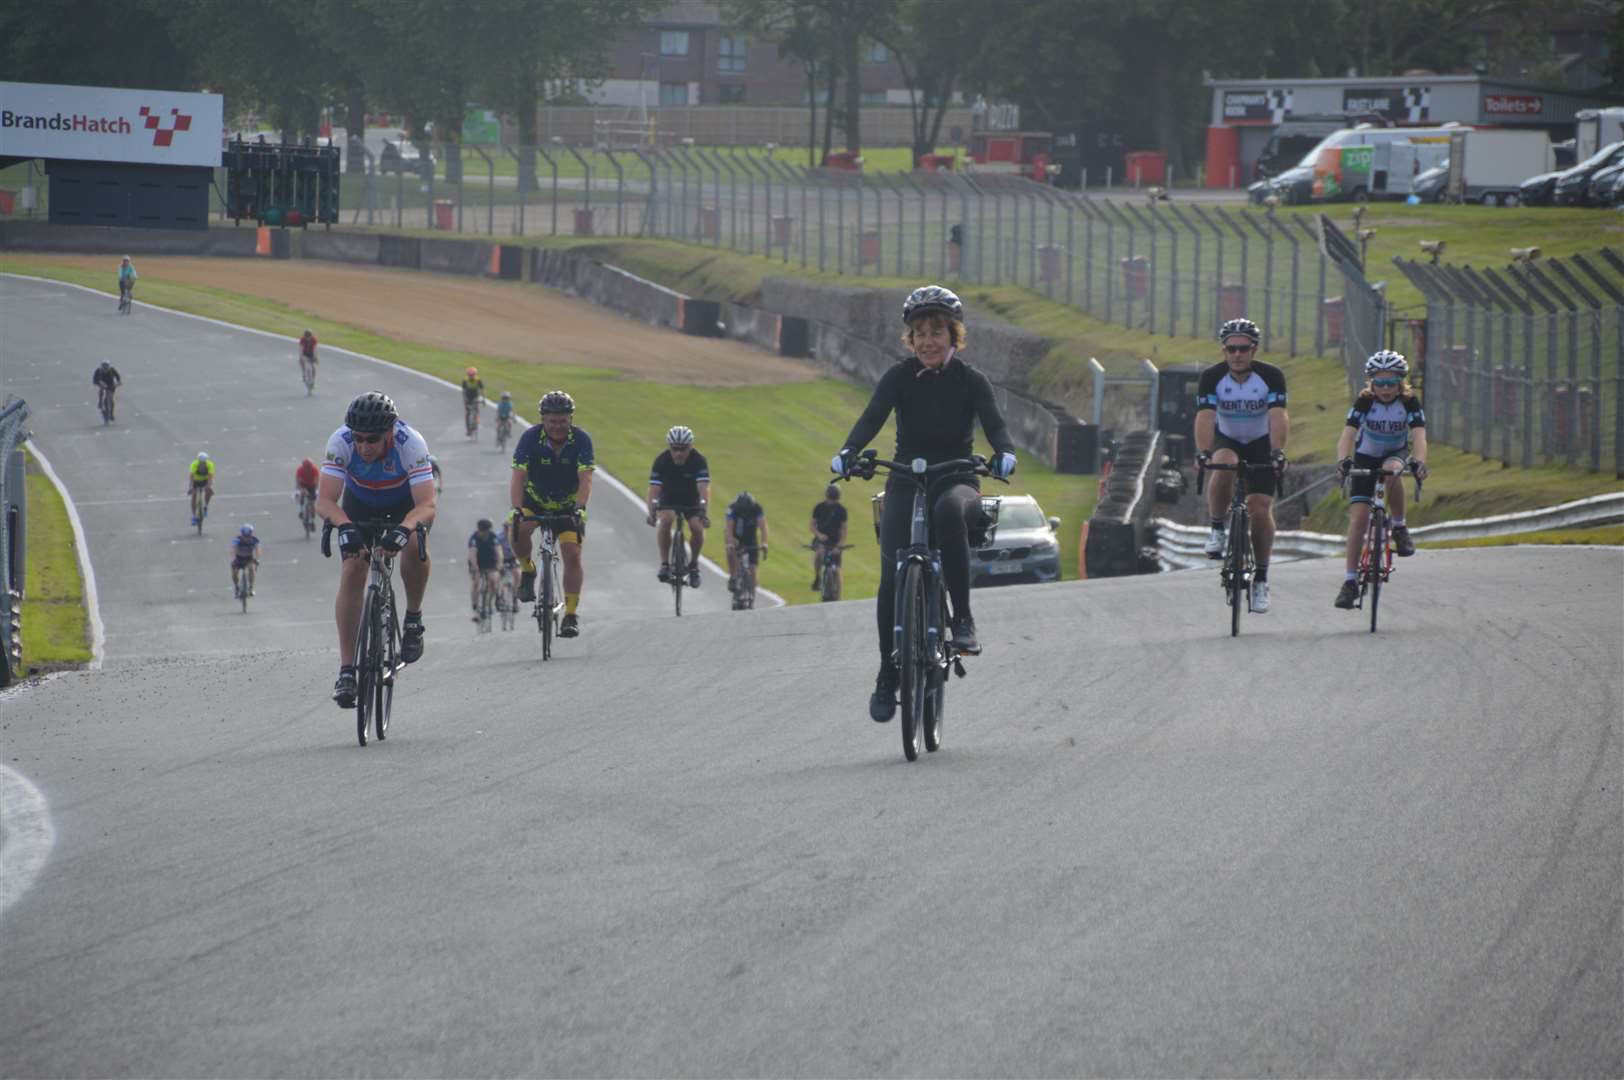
[
  {"x1": 3, "y1": 271, "x2": 786, "y2": 607},
  {"x1": 0, "y1": 763, "x2": 56, "y2": 921}
]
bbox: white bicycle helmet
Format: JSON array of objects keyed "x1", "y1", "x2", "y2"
[
  {"x1": 1365, "y1": 350, "x2": 1409, "y2": 377},
  {"x1": 666, "y1": 425, "x2": 694, "y2": 448}
]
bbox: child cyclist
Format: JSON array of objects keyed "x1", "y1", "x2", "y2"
[{"x1": 1334, "y1": 349, "x2": 1429, "y2": 610}]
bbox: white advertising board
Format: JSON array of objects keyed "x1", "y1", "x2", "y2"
[{"x1": 0, "y1": 81, "x2": 223, "y2": 168}]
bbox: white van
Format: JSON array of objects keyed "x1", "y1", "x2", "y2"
[{"x1": 1304, "y1": 123, "x2": 1459, "y2": 202}]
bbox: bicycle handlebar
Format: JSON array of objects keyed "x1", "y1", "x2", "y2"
[
  {"x1": 1343, "y1": 466, "x2": 1424, "y2": 501},
  {"x1": 842, "y1": 452, "x2": 1007, "y2": 486},
  {"x1": 321, "y1": 520, "x2": 428, "y2": 561}
]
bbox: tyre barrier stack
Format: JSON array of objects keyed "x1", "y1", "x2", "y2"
[{"x1": 1084, "y1": 430, "x2": 1163, "y2": 577}]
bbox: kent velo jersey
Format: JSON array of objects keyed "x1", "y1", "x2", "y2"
[
  {"x1": 321, "y1": 420, "x2": 434, "y2": 507},
  {"x1": 1196, "y1": 360, "x2": 1288, "y2": 443},
  {"x1": 1346, "y1": 393, "x2": 1425, "y2": 457}
]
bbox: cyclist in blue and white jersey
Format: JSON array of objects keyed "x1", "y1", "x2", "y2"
[
  {"x1": 1194, "y1": 317, "x2": 1291, "y2": 613},
  {"x1": 1333, "y1": 350, "x2": 1429, "y2": 609},
  {"x1": 496, "y1": 391, "x2": 514, "y2": 425},
  {"x1": 315, "y1": 391, "x2": 438, "y2": 708}
]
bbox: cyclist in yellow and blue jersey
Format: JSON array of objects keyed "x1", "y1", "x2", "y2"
[
  {"x1": 186, "y1": 452, "x2": 215, "y2": 525},
  {"x1": 509, "y1": 390, "x2": 593, "y2": 638}
]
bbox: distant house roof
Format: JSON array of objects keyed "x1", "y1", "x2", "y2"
[{"x1": 652, "y1": 2, "x2": 722, "y2": 27}]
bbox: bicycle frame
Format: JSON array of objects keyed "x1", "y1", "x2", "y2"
[
  {"x1": 519, "y1": 512, "x2": 575, "y2": 656},
  {"x1": 1344, "y1": 465, "x2": 1422, "y2": 633},
  {"x1": 322, "y1": 520, "x2": 427, "y2": 745},
  {"x1": 1197, "y1": 460, "x2": 1278, "y2": 637}
]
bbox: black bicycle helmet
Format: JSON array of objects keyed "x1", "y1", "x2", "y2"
[
  {"x1": 1218, "y1": 317, "x2": 1261, "y2": 344},
  {"x1": 539, "y1": 389, "x2": 575, "y2": 414},
  {"x1": 345, "y1": 391, "x2": 398, "y2": 433},
  {"x1": 902, "y1": 285, "x2": 964, "y2": 324}
]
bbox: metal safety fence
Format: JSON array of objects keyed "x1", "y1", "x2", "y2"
[
  {"x1": 0, "y1": 398, "x2": 32, "y2": 684},
  {"x1": 323, "y1": 144, "x2": 1375, "y2": 362},
  {"x1": 1393, "y1": 251, "x2": 1624, "y2": 476}
]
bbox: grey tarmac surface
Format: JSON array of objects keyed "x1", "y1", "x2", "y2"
[{"x1": 1, "y1": 275, "x2": 1621, "y2": 1077}]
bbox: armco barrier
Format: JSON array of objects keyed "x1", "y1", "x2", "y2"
[
  {"x1": 1154, "y1": 491, "x2": 1624, "y2": 571},
  {"x1": 532, "y1": 247, "x2": 683, "y2": 330},
  {"x1": 0, "y1": 220, "x2": 261, "y2": 257},
  {"x1": 1085, "y1": 430, "x2": 1162, "y2": 577},
  {"x1": 299, "y1": 230, "x2": 382, "y2": 265},
  {"x1": 377, "y1": 234, "x2": 421, "y2": 270},
  {"x1": 419, "y1": 237, "x2": 491, "y2": 277}
]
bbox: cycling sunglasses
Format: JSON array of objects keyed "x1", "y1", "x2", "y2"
[
  {"x1": 352, "y1": 432, "x2": 386, "y2": 445},
  {"x1": 1223, "y1": 343, "x2": 1255, "y2": 354},
  {"x1": 1371, "y1": 378, "x2": 1403, "y2": 388}
]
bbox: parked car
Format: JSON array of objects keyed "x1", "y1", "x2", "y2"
[
  {"x1": 1249, "y1": 165, "x2": 1315, "y2": 205},
  {"x1": 969, "y1": 494, "x2": 1062, "y2": 588},
  {"x1": 1519, "y1": 167, "x2": 1566, "y2": 206},
  {"x1": 1551, "y1": 141, "x2": 1624, "y2": 206},
  {"x1": 1412, "y1": 160, "x2": 1449, "y2": 202},
  {"x1": 1583, "y1": 160, "x2": 1624, "y2": 206},
  {"x1": 378, "y1": 138, "x2": 434, "y2": 175}
]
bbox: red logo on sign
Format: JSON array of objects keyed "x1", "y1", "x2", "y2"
[{"x1": 138, "y1": 105, "x2": 193, "y2": 147}]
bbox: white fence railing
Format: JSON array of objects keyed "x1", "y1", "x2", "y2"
[{"x1": 1155, "y1": 492, "x2": 1624, "y2": 571}]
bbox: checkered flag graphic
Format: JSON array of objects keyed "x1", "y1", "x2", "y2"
[
  {"x1": 138, "y1": 106, "x2": 194, "y2": 147},
  {"x1": 1402, "y1": 87, "x2": 1431, "y2": 122},
  {"x1": 1269, "y1": 89, "x2": 1294, "y2": 123}
]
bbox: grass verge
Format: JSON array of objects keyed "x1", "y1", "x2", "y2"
[
  {"x1": 0, "y1": 258, "x2": 1095, "y2": 603},
  {"x1": 1419, "y1": 524, "x2": 1624, "y2": 548},
  {"x1": 19, "y1": 452, "x2": 92, "y2": 673}
]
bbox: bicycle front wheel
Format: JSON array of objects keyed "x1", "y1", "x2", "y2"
[
  {"x1": 1227, "y1": 507, "x2": 1249, "y2": 638},
  {"x1": 1368, "y1": 511, "x2": 1386, "y2": 634},
  {"x1": 671, "y1": 536, "x2": 686, "y2": 617},
  {"x1": 539, "y1": 556, "x2": 554, "y2": 660},
  {"x1": 897, "y1": 562, "x2": 927, "y2": 762},
  {"x1": 377, "y1": 594, "x2": 397, "y2": 741},
  {"x1": 355, "y1": 589, "x2": 378, "y2": 746}
]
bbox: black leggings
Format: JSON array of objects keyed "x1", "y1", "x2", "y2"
[{"x1": 874, "y1": 477, "x2": 981, "y2": 664}]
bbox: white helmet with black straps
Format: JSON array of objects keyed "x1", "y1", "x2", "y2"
[
  {"x1": 901, "y1": 285, "x2": 964, "y2": 324},
  {"x1": 666, "y1": 424, "x2": 694, "y2": 448},
  {"x1": 1218, "y1": 317, "x2": 1261, "y2": 344},
  {"x1": 1364, "y1": 349, "x2": 1409, "y2": 377}
]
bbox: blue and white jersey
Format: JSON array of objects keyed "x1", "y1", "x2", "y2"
[
  {"x1": 230, "y1": 534, "x2": 261, "y2": 558},
  {"x1": 1346, "y1": 393, "x2": 1425, "y2": 457},
  {"x1": 1197, "y1": 360, "x2": 1288, "y2": 444},
  {"x1": 321, "y1": 421, "x2": 435, "y2": 508}
]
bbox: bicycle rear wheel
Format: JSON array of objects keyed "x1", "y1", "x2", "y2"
[
  {"x1": 821, "y1": 560, "x2": 838, "y2": 602},
  {"x1": 897, "y1": 562, "x2": 927, "y2": 762},
  {"x1": 923, "y1": 582, "x2": 947, "y2": 752},
  {"x1": 478, "y1": 579, "x2": 493, "y2": 633},
  {"x1": 239, "y1": 577, "x2": 249, "y2": 614},
  {"x1": 671, "y1": 533, "x2": 686, "y2": 617},
  {"x1": 377, "y1": 594, "x2": 397, "y2": 741}
]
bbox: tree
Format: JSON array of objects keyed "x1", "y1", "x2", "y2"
[
  {"x1": 1, "y1": 0, "x2": 197, "y2": 92},
  {"x1": 868, "y1": 0, "x2": 1003, "y2": 164}
]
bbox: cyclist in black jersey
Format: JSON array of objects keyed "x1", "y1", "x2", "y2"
[
  {"x1": 724, "y1": 490, "x2": 768, "y2": 604},
  {"x1": 810, "y1": 484, "x2": 849, "y2": 590},
  {"x1": 832, "y1": 285, "x2": 1017, "y2": 723},
  {"x1": 646, "y1": 425, "x2": 710, "y2": 587}
]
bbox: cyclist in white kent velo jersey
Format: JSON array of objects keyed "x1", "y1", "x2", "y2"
[{"x1": 1194, "y1": 317, "x2": 1290, "y2": 614}]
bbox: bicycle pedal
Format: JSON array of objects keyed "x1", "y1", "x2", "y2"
[{"x1": 952, "y1": 658, "x2": 967, "y2": 679}]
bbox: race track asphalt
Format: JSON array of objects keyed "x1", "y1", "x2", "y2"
[{"x1": 2, "y1": 274, "x2": 1620, "y2": 1077}]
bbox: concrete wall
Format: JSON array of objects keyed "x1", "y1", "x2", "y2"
[
  {"x1": 0, "y1": 220, "x2": 260, "y2": 257},
  {"x1": 298, "y1": 230, "x2": 382, "y2": 265},
  {"x1": 420, "y1": 237, "x2": 492, "y2": 277}
]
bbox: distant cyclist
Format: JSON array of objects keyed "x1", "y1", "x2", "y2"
[
  {"x1": 1334, "y1": 350, "x2": 1429, "y2": 609},
  {"x1": 298, "y1": 330, "x2": 318, "y2": 387},
  {"x1": 315, "y1": 391, "x2": 438, "y2": 708},
  {"x1": 92, "y1": 361, "x2": 122, "y2": 416},
  {"x1": 187, "y1": 451, "x2": 215, "y2": 525},
  {"x1": 496, "y1": 390, "x2": 514, "y2": 427},
  {"x1": 117, "y1": 256, "x2": 137, "y2": 310},
  {"x1": 646, "y1": 425, "x2": 710, "y2": 588},
  {"x1": 724, "y1": 490, "x2": 768, "y2": 605},
  {"x1": 230, "y1": 524, "x2": 261, "y2": 597},
  {"x1": 831, "y1": 285, "x2": 1016, "y2": 723},
  {"x1": 460, "y1": 367, "x2": 485, "y2": 435},
  {"x1": 809, "y1": 483, "x2": 849, "y2": 591},
  {"x1": 1194, "y1": 317, "x2": 1290, "y2": 615},
  {"x1": 509, "y1": 390, "x2": 593, "y2": 638},
  {"x1": 294, "y1": 456, "x2": 320, "y2": 519},
  {"x1": 467, "y1": 519, "x2": 503, "y2": 622}
]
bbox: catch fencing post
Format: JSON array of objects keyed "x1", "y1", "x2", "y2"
[
  {"x1": 537, "y1": 144, "x2": 560, "y2": 235},
  {"x1": 471, "y1": 144, "x2": 495, "y2": 234},
  {"x1": 1167, "y1": 202, "x2": 1200, "y2": 338},
  {"x1": 1548, "y1": 258, "x2": 1611, "y2": 471},
  {"x1": 1089, "y1": 358, "x2": 1106, "y2": 426},
  {"x1": 603, "y1": 148, "x2": 625, "y2": 236},
  {"x1": 1482, "y1": 267, "x2": 1536, "y2": 467}
]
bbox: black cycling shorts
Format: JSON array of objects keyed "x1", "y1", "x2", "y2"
[
  {"x1": 342, "y1": 490, "x2": 432, "y2": 549},
  {"x1": 1348, "y1": 451, "x2": 1408, "y2": 503},
  {"x1": 1213, "y1": 433, "x2": 1278, "y2": 497}
]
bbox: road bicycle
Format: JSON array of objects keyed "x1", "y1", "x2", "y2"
[
  {"x1": 495, "y1": 413, "x2": 513, "y2": 452},
  {"x1": 1344, "y1": 462, "x2": 1423, "y2": 634},
  {"x1": 497, "y1": 572, "x2": 518, "y2": 631},
  {"x1": 473, "y1": 570, "x2": 497, "y2": 634},
  {"x1": 190, "y1": 484, "x2": 209, "y2": 535},
  {"x1": 806, "y1": 542, "x2": 855, "y2": 602},
  {"x1": 729, "y1": 544, "x2": 765, "y2": 610},
  {"x1": 518, "y1": 512, "x2": 576, "y2": 659},
  {"x1": 655, "y1": 505, "x2": 704, "y2": 617},
  {"x1": 297, "y1": 488, "x2": 318, "y2": 539},
  {"x1": 323, "y1": 519, "x2": 427, "y2": 746},
  {"x1": 1196, "y1": 460, "x2": 1279, "y2": 638},
  {"x1": 97, "y1": 385, "x2": 115, "y2": 425},
  {"x1": 299, "y1": 352, "x2": 316, "y2": 396},
  {"x1": 233, "y1": 558, "x2": 257, "y2": 614},
  {"x1": 117, "y1": 282, "x2": 132, "y2": 315},
  {"x1": 464, "y1": 397, "x2": 481, "y2": 439},
  {"x1": 847, "y1": 451, "x2": 1005, "y2": 762}
]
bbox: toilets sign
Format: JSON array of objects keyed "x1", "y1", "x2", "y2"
[{"x1": 0, "y1": 81, "x2": 222, "y2": 167}]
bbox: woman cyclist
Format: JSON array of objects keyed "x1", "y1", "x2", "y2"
[
  {"x1": 830, "y1": 285, "x2": 1017, "y2": 723},
  {"x1": 117, "y1": 256, "x2": 137, "y2": 312},
  {"x1": 1334, "y1": 350, "x2": 1429, "y2": 609}
]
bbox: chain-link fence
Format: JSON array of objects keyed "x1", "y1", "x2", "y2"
[
  {"x1": 1393, "y1": 251, "x2": 1623, "y2": 475},
  {"x1": 0, "y1": 398, "x2": 33, "y2": 684}
]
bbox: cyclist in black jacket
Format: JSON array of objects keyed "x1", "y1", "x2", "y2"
[{"x1": 831, "y1": 285, "x2": 1017, "y2": 723}]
